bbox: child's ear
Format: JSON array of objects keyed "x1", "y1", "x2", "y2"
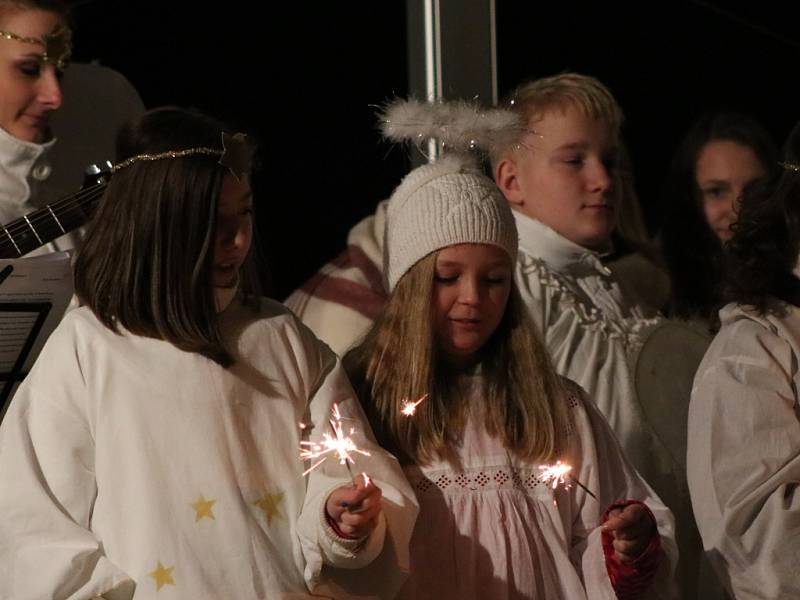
[{"x1": 495, "y1": 157, "x2": 525, "y2": 207}]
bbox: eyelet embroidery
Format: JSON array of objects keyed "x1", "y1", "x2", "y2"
[{"x1": 412, "y1": 466, "x2": 554, "y2": 496}]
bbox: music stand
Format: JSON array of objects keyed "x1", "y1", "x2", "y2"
[{"x1": 0, "y1": 301, "x2": 52, "y2": 417}]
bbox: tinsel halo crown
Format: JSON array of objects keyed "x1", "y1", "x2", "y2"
[{"x1": 377, "y1": 98, "x2": 527, "y2": 162}]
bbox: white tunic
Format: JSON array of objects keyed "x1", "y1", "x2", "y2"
[
  {"x1": 0, "y1": 298, "x2": 418, "y2": 599},
  {"x1": 398, "y1": 377, "x2": 677, "y2": 600},
  {"x1": 513, "y1": 213, "x2": 723, "y2": 597},
  {"x1": 512, "y1": 213, "x2": 678, "y2": 503},
  {"x1": 688, "y1": 301, "x2": 800, "y2": 598}
]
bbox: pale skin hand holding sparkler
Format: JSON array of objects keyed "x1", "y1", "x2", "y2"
[
  {"x1": 299, "y1": 404, "x2": 384, "y2": 539},
  {"x1": 325, "y1": 473, "x2": 383, "y2": 538}
]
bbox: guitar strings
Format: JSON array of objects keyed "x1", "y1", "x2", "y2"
[{"x1": 0, "y1": 183, "x2": 106, "y2": 253}]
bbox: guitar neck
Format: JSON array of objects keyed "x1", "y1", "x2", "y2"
[{"x1": 0, "y1": 183, "x2": 105, "y2": 258}]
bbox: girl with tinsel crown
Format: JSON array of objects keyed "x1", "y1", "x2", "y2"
[
  {"x1": 0, "y1": 106, "x2": 418, "y2": 599},
  {"x1": 343, "y1": 99, "x2": 678, "y2": 599}
]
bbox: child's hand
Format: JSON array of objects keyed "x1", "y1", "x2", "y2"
[
  {"x1": 325, "y1": 474, "x2": 383, "y2": 539},
  {"x1": 602, "y1": 502, "x2": 656, "y2": 563}
]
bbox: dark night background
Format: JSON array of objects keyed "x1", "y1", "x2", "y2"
[{"x1": 68, "y1": 1, "x2": 799, "y2": 299}]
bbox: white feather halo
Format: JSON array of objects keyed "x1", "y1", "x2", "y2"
[{"x1": 378, "y1": 98, "x2": 526, "y2": 157}]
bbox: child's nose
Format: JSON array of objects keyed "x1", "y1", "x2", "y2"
[
  {"x1": 458, "y1": 278, "x2": 480, "y2": 304},
  {"x1": 589, "y1": 163, "x2": 613, "y2": 193},
  {"x1": 232, "y1": 226, "x2": 248, "y2": 250},
  {"x1": 218, "y1": 225, "x2": 239, "y2": 249}
]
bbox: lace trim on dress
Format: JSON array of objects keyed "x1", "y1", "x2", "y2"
[
  {"x1": 408, "y1": 390, "x2": 582, "y2": 497},
  {"x1": 409, "y1": 464, "x2": 555, "y2": 497}
]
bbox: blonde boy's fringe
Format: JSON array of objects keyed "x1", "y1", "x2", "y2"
[{"x1": 378, "y1": 98, "x2": 526, "y2": 159}]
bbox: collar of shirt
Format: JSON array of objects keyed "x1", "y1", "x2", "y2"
[
  {"x1": 512, "y1": 210, "x2": 612, "y2": 278},
  {"x1": 0, "y1": 125, "x2": 56, "y2": 208}
]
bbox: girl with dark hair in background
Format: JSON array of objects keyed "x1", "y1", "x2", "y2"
[{"x1": 660, "y1": 111, "x2": 779, "y2": 326}]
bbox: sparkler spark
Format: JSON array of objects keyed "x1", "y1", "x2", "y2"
[
  {"x1": 538, "y1": 461, "x2": 573, "y2": 490},
  {"x1": 299, "y1": 403, "x2": 371, "y2": 477},
  {"x1": 538, "y1": 461, "x2": 598, "y2": 500},
  {"x1": 361, "y1": 472, "x2": 371, "y2": 487},
  {"x1": 400, "y1": 393, "x2": 429, "y2": 416}
]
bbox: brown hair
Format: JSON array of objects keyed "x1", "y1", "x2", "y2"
[
  {"x1": 344, "y1": 251, "x2": 568, "y2": 465},
  {"x1": 724, "y1": 119, "x2": 800, "y2": 312},
  {"x1": 74, "y1": 106, "x2": 260, "y2": 367},
  {"x1": 661, "y1": 111, "x2": 780, "y2": 321}
]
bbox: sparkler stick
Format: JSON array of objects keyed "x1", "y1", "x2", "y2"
[
  {"x1": 400, "y1": 393, "x2": 428, "y2": 416},
  {"x1": 299, "y1": 404, "x2": 376, "y2": 515},
  {"x1": 340, "y1": 469, "x2": 374, "y2": 514}
]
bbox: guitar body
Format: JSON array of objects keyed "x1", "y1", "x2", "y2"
[{"x1": 0, "y1": 161, "x2": 111, "y2": 258}]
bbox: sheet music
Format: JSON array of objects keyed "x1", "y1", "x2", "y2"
[{"x1": 0, "y1": 252, "x2": 73, "y2": 374}]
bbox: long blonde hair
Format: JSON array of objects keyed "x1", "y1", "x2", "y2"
[{"x1": 344, "y1": 251, "x2": 569, "y2": 465}]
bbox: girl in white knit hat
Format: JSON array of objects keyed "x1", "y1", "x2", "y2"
[{"x1": 344, "y1": 103, "x2": 678, "y2": 599}]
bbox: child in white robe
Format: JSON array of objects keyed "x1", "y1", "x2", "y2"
[
  {"x1": 344, "y1": 149, "x2": 678, "y2": 599},
  {"x1": 0, "y1": 107, "x2": 417, "y2": 600}
]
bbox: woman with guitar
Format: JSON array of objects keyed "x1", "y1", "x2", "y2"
[{"x1": 0, "y1": 0, "x2": 80, "y2": 256}]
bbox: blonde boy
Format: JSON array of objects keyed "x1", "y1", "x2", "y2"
[
  {"x1": 492, "y1": 72, "x2": 671, "y2": 484},
  {"x1": 493, "y1": 73, "x2": 721, "y2": 597}
]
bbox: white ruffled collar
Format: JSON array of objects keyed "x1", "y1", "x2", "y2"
[{"x1": 512, "y1": 210, "x2": 611, "y2": 277}]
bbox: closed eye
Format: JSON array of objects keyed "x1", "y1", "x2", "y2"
[
  {"x1": 434, "y1": 274, "x2": 458, "y2": 284},
  {"x1": 485, "y1": 276, "x2": 508, "y2": 285},
  {"x1": 16, "y1": 60, "x2": 42, "y2": 78}
]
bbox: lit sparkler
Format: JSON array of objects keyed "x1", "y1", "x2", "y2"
[
  {"x1": 538, "y1": 461, "x2": 597, "y2": 500},
  {"x1": 299, "y1": 403, "x2": 371, "y2": 477},
  {"x1": 400, "y1": 393, "x2": 429, "y2": 417}
]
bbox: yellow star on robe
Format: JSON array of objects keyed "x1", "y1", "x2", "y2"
[
  {"x1": 253, "y1": 491, "x2": 284, "y2": 525},
  {"x1": 191, "y1": 495, "x2": 216, "y2": 521},
  {"x1": 148, "y1": 561, "x2": 176, "y2": 591}
]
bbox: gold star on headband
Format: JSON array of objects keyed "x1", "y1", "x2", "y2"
[
  {"x1": 780, "y1": 161, "x2": 800, "y2": 173},
  {"x1": 0, "y1": 24, "x2": 72, "y2": 70},
  {"x1": 219, "y1": 132, "x2": 256, "y2": 181}
]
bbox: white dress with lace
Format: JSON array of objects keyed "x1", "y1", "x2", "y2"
[{"x1": 397, "y1": 377, "x2": 677, "y2": 600}]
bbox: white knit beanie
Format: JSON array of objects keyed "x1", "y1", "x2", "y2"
[{"x1": 384, "y1": 155, "x2": 518, "y2": 291}]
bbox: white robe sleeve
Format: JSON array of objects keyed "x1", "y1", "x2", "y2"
[
  {"x1": 0, "y1": 321, "x2": 135, "y2": 600},
  {"x1": 687, "y1": 314, "x2": 800, "y2": 598},
  {"x1": 566, "y1": 384, "x2": 678, "y2": 599},
  {"x1": 289, "y1": 318, "x2": 419, "y2": 599}
]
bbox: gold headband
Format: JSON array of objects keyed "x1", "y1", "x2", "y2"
[
  {"x1": 0, "y1": 24, "x2": 72, "y2": 70},
  {"x1": 112, "y1": 132, "x2": 255, "y2": 180},
  {"x1": 780, "y1": 161, "x2": 800, "y2": 173}
]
